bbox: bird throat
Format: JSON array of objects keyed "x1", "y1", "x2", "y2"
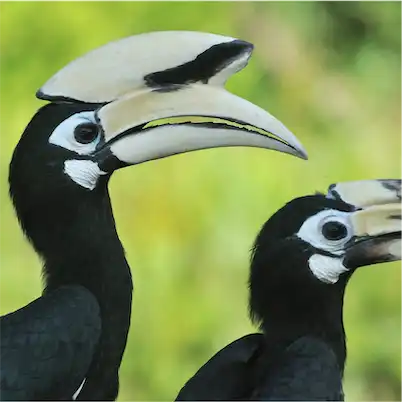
[
  {"x1": 258, "y1": 288, "x2": 347, "y2": 374},
  {"x1": 17, "y1": 187, "x2": 133, "y2": 400}
]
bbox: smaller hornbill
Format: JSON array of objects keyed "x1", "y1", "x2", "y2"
[
  {"x1": 176, "y1": 179, "x2": 401, "y2": 401},
  {"x1": 1, "y1": 31, "x2": 306, "y2": 401}
]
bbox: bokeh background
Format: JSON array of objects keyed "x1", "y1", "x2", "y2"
[{"x1": 1, "y1": 2, "x2": 401, "y2": 400}]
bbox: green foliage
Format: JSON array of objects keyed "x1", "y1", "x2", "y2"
[{"x1": 1, "y1": 2, "x2": 400, "y2": 400}]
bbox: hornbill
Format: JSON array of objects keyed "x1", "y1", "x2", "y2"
[
  {"x1": 0, "y1": 31, "x2": 306, "y2": 401},
  {"x1": 176, "y1": 179, "x2": 401, "y2": 401}
]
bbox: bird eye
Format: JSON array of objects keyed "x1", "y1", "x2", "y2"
[
  {"x1": 74, "y1": 122, "x2": 99, "y2": 144},
  {"x1": 321, "y1": 221, "x2": 348, "y2": 241}
]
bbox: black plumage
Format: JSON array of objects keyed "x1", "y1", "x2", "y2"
[
  {"x1": 1, "y1": 286, "x2": 100, "y2": 400},
  {"x1": 2, "y1": 103, "x2": 133, "y2": 400},
  {"x1": 177, "y1": 193, "x2": 400, "y2": 401},
  {"x1": 177, "y1": 334, "x2": 343, "y2": 401}
]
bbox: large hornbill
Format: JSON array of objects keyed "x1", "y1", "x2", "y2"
[
  {"x1": 176, "y1": 179, "x2": 401, "y2": 401},
  {"x1": 0, "y1": 31, "x2": 306, "y2": 401}
]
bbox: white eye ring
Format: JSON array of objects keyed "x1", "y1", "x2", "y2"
[
  {"x1": 297, "y1": 209, "x2": 354, "y2": 255},
  {"x1": 49, "y1": 111, "x2": 101, "y2": 155}
]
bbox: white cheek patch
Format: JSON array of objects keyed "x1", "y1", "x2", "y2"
[
  {"x1": 64, "y1": 160, "x2": 106, "y2": 190},
  {"x1": 308, "y1": 254, "x2": 348, "y2": 284}
]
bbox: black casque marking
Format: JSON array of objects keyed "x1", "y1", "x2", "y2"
[
  {"x1": 144, "y1": 40, "x2": 253, "y2": 88},
  {"x1": 36, "y1": 90, "x2": 109, "y2": 106},
  {"x1": 326, "y1": 184, "x2": 343, "y2": 202},
  {"x1": 151, "y1": 84, "x2": 185, "y2": 93},
  {"x1": 380, "y1": 179, "x2": 401, "y2": 200},
  {"x1": 36, "y1": 90, "x2": 79, "y2": 102}
]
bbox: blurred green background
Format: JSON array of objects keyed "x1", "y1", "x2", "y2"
[{"x1": 1, "y1": 2, "x2": 400, "y2": 400}]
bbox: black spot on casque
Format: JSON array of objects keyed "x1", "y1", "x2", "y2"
[
  {"x1": 379, "y1": 179, "x2": 401, "y2": 200},
  {"x1": 36, "y1": 90, "x2": 107, "y2": 109},
  {"x1": 144, "y1": 39, "x2": 253, "y2": 88},
  {"x1": 326, "y1": 184, "x2": 342, "y2": 202},
  {"x1": 151, "y1": 84, "x2": 185, "y2": 93},
  {"x1": 36, "y1": 89, "x2": 71, "y2": 102}
]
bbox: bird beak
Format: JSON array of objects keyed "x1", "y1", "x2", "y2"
[
  {"x1": 327, "y1": 180, "x2": 401, "y2": 269},
  {"x1": 93, "y1": 84, "x2": 307, "y2": 168},
  {"x1": 37, "y1": 31, "x2": 307, "y2": 169}
]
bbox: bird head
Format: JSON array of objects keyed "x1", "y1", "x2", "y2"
[
  {"x1": 9, "y1": 31, "x2": 306, "y2": 240},
  {"x1": 249, "y1": 179, "x2": 401, "y2": 329}
]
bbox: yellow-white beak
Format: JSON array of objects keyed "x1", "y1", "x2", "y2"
[
  {"x1": 38, "y1": 31, "x2": 307, "y2": 169},
  {"x1": 327, "y1": 179, "x2": 401, "y2": 268}
]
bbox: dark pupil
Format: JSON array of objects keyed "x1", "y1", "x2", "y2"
[
  {"x1": 74, "y1": 123, "x2": 99, "y2": 144},
  {"x1": 321, "y1": 221, "x2": 348, "y2": 241}
]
